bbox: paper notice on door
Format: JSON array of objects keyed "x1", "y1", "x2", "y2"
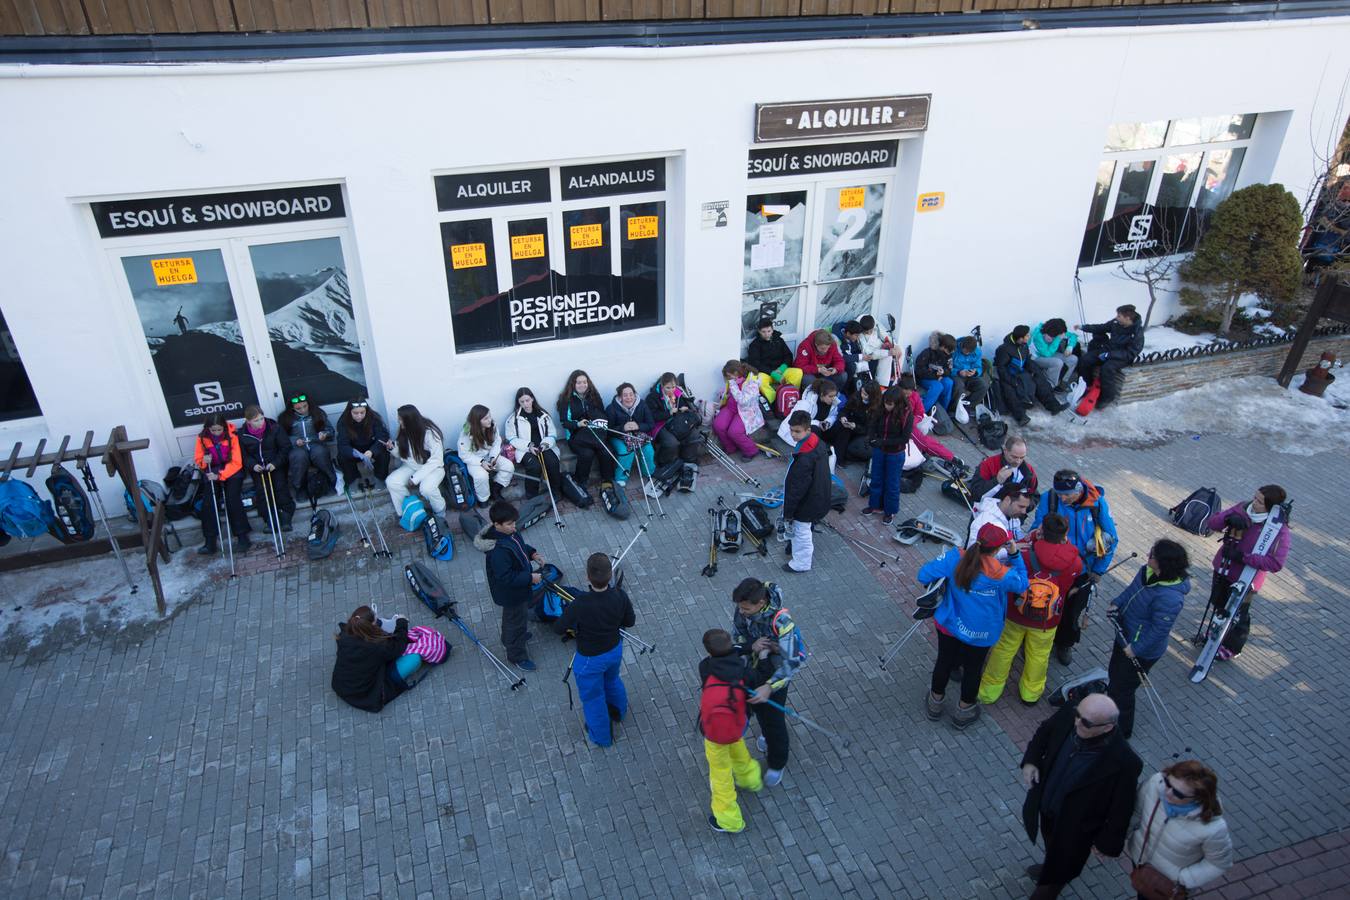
[
  {"x1": 510, "y1": 233, "x2": 545, "y2": 260},
  {"x1": 839, "y1": 187, "x2": 865, "y2": 209},
  {"x1": 750, "y1": 239, "x2": 786, "y2": 271},
  {"x1": 758, "y1": 223, "x2": 784, "y2": 243},
  {"x1": 151, "y1": 257, "x2": 198, "y2": 286},
  {"x1": 569, "y1": 223, "x2": 604, "y2": 249},
  {"x1": 450, "y1": 243, "x2": 487, "y2": 269},
  {"x1": 627, "y1": 215, "x2": 659, "y2": 240}
]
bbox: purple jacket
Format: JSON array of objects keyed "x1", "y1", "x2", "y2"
[{"x1": 1205, "y1": 503, "x2": 1290, "y2": 592}]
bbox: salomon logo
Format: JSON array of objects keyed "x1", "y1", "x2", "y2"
[
  {"x1": 194, "y1": 381, "x2": 224, "y2": 404},
  {"x1": 1127, "y1": 214, "x2": 1153, "y2": 240}
]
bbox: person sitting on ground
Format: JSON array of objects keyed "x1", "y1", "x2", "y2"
[
  {"x1": 335, "y1": 397, "x2": 391, "y2": 487},
  {"x1": 862, "y1": 385, "x2": 914, "y2": 525},
  {"x1": 277, "y1": 392, "x2": 337, "y2": 495},
  {"x1": 1030, "y1": 319, "x2": 1080, "y2": 393},
  {"x1": 743, "y1": 317, "x2": 796, "y2": 388},
  {"x1": 969, "y1": 483, "x2": 1033, "y2": 550},
  {"x1": 698, "y1": 628, "x2": 767, "y2": 834},
  {"x1": 899, "y1": 373, "x2": 958, "y2": 464},
  {"x1": 331, "y1": 606, "x2": 422, "y2": 712},
  {"x1": 1020, "y1": 693, "x2": 1142, "y2": 900},
  {"x1": 557, "y1": 369, "x2": 616, "y2": 487},
  {"x1": 645, "y1": 372, "x2": 704, "y2": 467},
  {"x1": 919, "y1": 523, "x2": 1028, "y2": 729},
  {"x1": 553, "y1": 553, "x2": 636, "y2": 748},
  {"x1": 713, "y1": 360, "x2": 766, "y2": 462},
  {"x1": 793, "y1": 328, "x2": 848, "y2": 393},
  {"x1": 238, "y1": 404, "x2": 295, "y2": 533},
  {"x1": 458, "y1": 404, "x2": 515, "y2": 504},
  {"x1": 1033, "y1": 469, "x2": 1119, "y2": 666},
  {"x1": 949, "y1": 335, "x2": 991, "y2": 424},
  {"x1": 731, "y1": 578, "x2": 804, "y2": 788},
  {"x1": 386, "y1": 404, "x2": 447, "y2": 519},
  {"x1": 978, "y1": 513, "x2": 1083, "y2": 706},
  {"x1": 915, "y1": 332, "x2": 957, "y2": 416},
  {"x1": 1075, "y1": 304, "x2": 1145, "y2": 409},
  {"x1": 485, "y1": 500, "x2": 545, "y2": 672},
  {"x1": 968, "y1": 435, "x2": 1039, "y2": 503},
  {"x1": 832, "y1": 319, "x2": 865, "y2": 386},
  {"x1": 606, "y1": 382, "x2": 657, "y2": 489},
  {"x1": 1203, "y1": 484, "x2": 1290, "y2": 661},
  {"x1": 1126, "y1": 760, "x2": 1234, "y2": 895},
  {"x1": 1105, "y1": 540, "x2": 1190, "y2": 739},
  {"x1": 994, "y1": 326, "x2": 1068, "y2": 426},
  {"x1": 782, "y1": 410, "x2": 831, "y2": 575},
  {"x1": 824, "y1": 377, "x2": 876, "y2": 469},
  {"x1": 776, "y1": 377, "x2": 841, "y2": 457},
  {"x1": 503, "y1": 388, "x2": 563, "y2": 500},
  {"x1": 195, "y1": 412, "x2": 252, "y2": 555},
  {"x1": 858, "y1": 314, "x2": 902, "y2": 385}
]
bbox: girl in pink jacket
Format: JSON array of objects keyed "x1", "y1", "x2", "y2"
[
  {"x1": 712, "y1": 361, "x2": 764, "y2": 460},
  {"x1": 1204, "y1": 484, "x2": 1291, "y2": 659}
]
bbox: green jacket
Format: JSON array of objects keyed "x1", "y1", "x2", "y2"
[{"x1": 1030, "y1": 322, "x2": 1079, "y2": 358}]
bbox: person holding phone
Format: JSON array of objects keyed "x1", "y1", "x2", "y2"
[{"x1": 458, "y1": 404, "x2": 515, "y2": 503}]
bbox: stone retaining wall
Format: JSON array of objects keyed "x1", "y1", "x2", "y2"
[{"x1": 1116, "y1": 334, "x2": 1350, "y2": 404}]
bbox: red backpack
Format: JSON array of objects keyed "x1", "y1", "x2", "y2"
[
  {"x1": 775, "y1": 384, "x2": 802, "y2": 420},
  {"x1": 699, "y1": 673, "x2": 748, "y2": 744}
]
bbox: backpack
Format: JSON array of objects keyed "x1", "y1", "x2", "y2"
[
  {"x1": 423, "y1": 514, "x2": 453, "y2": 561},
  {"x1": 405, "y1": 562, "x2": 457, "y2": 618},
  {"x1": 600, "y1": 482, "x2": 631, "y2": 520},
  {"x1": 531, "y1": 562, "x2": 568, "y2": 622},
  {"x1": 678, "y1": 462, "x2": 698, "y2": 493},
  {"x1": 405, "y1": 626, "x2": 450, "y2": 665},
  {"x1": 124, "y1": 480, "x2": 167, "y2": 522},
  {"x1": 737, "y1": 499, "x2": 774, "y2": 541},
  {"x1": 307, "y1": 508, "x2": 339, "y2": 560},
  {"x1": 977, "y1": 414, "x2": 1007, "y2": 452},
  {"x1": 163, "y1": 464, "x2": 204, "y2": 520},
  {"x1": 716, "y1": 508, "x2": 741, "y2": 552},
  {"x1": 698, "y1": 672, "x2": 749, "y2": 744},
  {"x1": 830, "y1": 473, "x2": 847, "y2": 512},
  {"x1": 899, "y1": 467, "x2": 925, "y2": 494},
  {"x1": 0, "y1": 478, "x2": 57, "y2": 538},
  {"x1": 45, "y1": 464, "x2": 96, "y2": 544},
  {"x1": 764, "y1": 594, "x2": 811, "y2": 672},
  {"x1": 1014, "y1": 548, "x2": 1064, "y2": 625},
  {"x1": 927, "y1": 403, "x2": 954, "y2": 436},
  {"x1": 441, "y1": 452, "x2": 476, "y2": 510},
  {"x1": 399, "y1": 495, "x2": 428, "y2": 531},
  {"x1": 559, "y1": 472, "x2": 593, "y2": 508},
  {"x1": 775, "y1": 384, "x2": 801, "y2": 420},
  {"x1": 665, "y1": 409, "x2": 700, "y2": 441},
  {"x1": 304, "y1": 466, "x2": 335, "y2": 503},
  {"x1": 516, "y1": 494, "x2": 551, "y2": 531},
  {"x1": 1169, "y1": 487, "x2": 1221, "y2": 536}
]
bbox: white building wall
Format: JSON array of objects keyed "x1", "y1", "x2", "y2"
[{"x1": 1, "y1": 18, "x2": 1346, "y2": 479}]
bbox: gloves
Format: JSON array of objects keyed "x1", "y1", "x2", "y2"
[
  {"x1": 1221, "y1": 542, "x2": 1244, "y2": 563},
  {"x1": 1097, "y1": 352, "x2": 1110, "y2": 362},
  {"x1": 1224, "y1": 512, "x2": 1248, "y2": 530}
]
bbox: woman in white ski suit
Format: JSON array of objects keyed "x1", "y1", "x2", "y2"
[
  {"x1": 458, "y1": 404, "x2": 515, "y2": 502},
  {"x1": 386, "y1": 406, "x2": 447, "y2": 517}
]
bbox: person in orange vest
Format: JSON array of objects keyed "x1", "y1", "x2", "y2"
[{"x1": 194, "y1": 412, "x2": 252, "y2": 555}]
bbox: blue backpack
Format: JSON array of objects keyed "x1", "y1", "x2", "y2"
[
  {"x1": 0, "y1": 478, "x2": 58, "y2": 539},
  {"x1": 441, "y1": 451, "x2": 476, "y2": 510}
]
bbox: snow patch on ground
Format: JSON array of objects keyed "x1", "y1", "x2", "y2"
[
  {"x1": 0, "y1": 547, "x2": 220, "y2": 657},
  {"x1": 1145, "y1": 325, "x2": 1217, "y2": 353},
  {"x1": 1026, "y1": 372, "x2": 1350, "y2": 455}
]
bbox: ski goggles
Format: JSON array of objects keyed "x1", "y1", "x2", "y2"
[
  {"x1": 350, "y1": 400, "x2": 369, "y2": 408},
  {"x1": 289, "y1": 394, "x2": 308, "y2": 404}
]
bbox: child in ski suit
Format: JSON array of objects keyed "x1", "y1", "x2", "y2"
[
  {"x1": 781, "y1": 411, "x2": 831, "y2": 573},
  {"x1": 862, "y1": 385, "x2": 914, "y2": 524},
  {"x1": 1203, "y1": 485, "x2": 1290, "y2": 659},
  {"x1": 698, "y1": 628, "x2": 767, "y2": 833},
  {"x1": 731, "y1": 578, "x2": 805, "y2": 788},
  {"x1": 553, "y1": 553, "x2": 635, "y2": 747},
  {"x1": 484, "y1": 501, "x2": 544, "y2": 671},
  {"x1": 978, "y1": 513, "x2": 1083, "y2": 705},
  {"x1": 278, "y1": 394, "x2": 336, "y2": 494},
  {"x1": 712, "y1": 360, "x2": 764, "y2": 461}
]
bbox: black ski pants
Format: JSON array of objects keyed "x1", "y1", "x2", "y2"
[
  {"x1": 654, "y1": 427, "x2": 704, "y2": 466},
  {"x1": 201, "y1": 472, "x2": 251, "y2": 545},
  {"x1": 1053, "y1": 576, "x2": 1094, "y2": 652},
  {"x1": 337, "y1": 446, "x2": 391, "y2": 485},
  {"x1": 751, "y1": 684, "x2": 790, "y2": 771},
  {"x1": 500, "y1": 600, "x2": 530, "y2": 664},
  {"x1": 248, "y1": 467, "x2": 295, "y2": 528},
  {"x1": 931, "y1": 632, "x2": 990, "y2": 706},
  {"x1": 567, "y1": 430, "x2": 615, "y2": 485},
  {"x1": 1208, "y1": 573, "x2": 1255, "y2": 654},
  {"x1": 518, "y1": 447, "x2": 563, "y2": 499},
  {"x1": 1106, "y1": 643, "x2": 1157, "y2": 739},
  {"x1": 824, "y1": 422, "x2": 869, "y2": 466}
]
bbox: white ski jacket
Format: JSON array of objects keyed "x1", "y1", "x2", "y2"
[
  {"x1": 775, "y1": 387, "x2": 841, "y2": 445},
  {"x1": 1127, "y1": 773, "x2": 1234, "y2": 890},
  {"x1": 391, "y1": 430, "x2": 445, "y2": 487},
  {"x1": 967, "y1": 496, "x2": 1024, "y2": 554},
  {"x1": 502, "y1": 409, "x2": 558, "y2": 455},
  {"x1": 457, "y1": 427, "x2": 504, "y2": 468}
]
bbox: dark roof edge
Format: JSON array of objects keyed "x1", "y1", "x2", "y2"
[{"x1": 1, "y1": 0, "x2": 1347, "y2": 65}]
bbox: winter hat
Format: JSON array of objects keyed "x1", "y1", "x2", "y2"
[
  {"x1": 977, "y1": 523, "x2": 1010, "y2": 550},
  {"x1": 1053, "y1": 470, "x2": 1082, "y2": 493}
]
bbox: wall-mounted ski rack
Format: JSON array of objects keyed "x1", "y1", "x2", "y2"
[{"x1": 0, "y1": 426, "x2": 172, "y2": 615}]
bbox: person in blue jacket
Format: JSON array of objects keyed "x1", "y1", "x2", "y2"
[
  {"x1": 485, "y1": 501, "x2": 546, "y2": 672},
  {"x1": 919, "y1": 523, "x2": 1029, "y2": 730},
  {"x1": 1031, "y1": 469, "x2": 1119, "y2": 665},
  {"x1": 1105, "y1": 539, "x2": 1190, "y2": 738}
]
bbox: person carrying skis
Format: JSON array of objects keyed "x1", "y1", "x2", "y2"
[
  {"x1": 173, "y1": 306, "x2": 189, "y2": 335},
  {"x1": 978, "y1": 512, "x2": 1083, "y2": 706},
  {"x1": 553, "y1": 553, "x2": 636, "y2": 747},
  {"x1": 1105, "y1": 540, "x2": 1191, "y2": 739},
  {"x1": 781, "y1": 410, "x2": 831, "y2": 574},
  {"x1": 1203, "y1": 485, "x2": 1290, "y2": 660},
  {"x1": 484, "y1": 501, "x2": 545, "y2": 672},
  {"x1": 698, "y1": 628, "x2": 768, "y2": 833},
  {"x1": 967, "y1": 435, "x2": 1039, "y2": 502},
  {"x1": 1074, "y1": 304, "x2": 1144, "y2": 409},
  {"x1": 1032, "y1": 469, "x2": 1119, "y2": 666},
  {"x1": 731, "y1": 578, "x2": 806, "y2": 787}
]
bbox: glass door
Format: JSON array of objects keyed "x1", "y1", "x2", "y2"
[
  {"x1": 741, "y1": 190, "x2": 808, "y2": 351},
  {"x1": 812, "y1": 182, "x2": 886, "y2": 331}
]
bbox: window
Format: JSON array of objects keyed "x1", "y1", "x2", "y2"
[
  {"x1": 0, "y1": 309, "x2": 42, "y2": 421},
  {"x1": 435, "y1": 158, "x2": 668, "y2": 353},
  {"x1": 1079, "y1": 113, "x2": 1258, "y2": 267}
]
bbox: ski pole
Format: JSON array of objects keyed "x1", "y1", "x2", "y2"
[
  {"x1": 879, "y1": 620, "x2": 926, "y2": 669},
  {"x1": 756, "y1": 698, "x2": 852, "y2": 749},
  {"x1": 633, "y1": 445, "x2": 665, "y2": 518},
  {"x1": 612, "y1": 523, "x2": 648, "y2": 573},
  {"x1": 261, "y1": 470, "x2": 286, "y2": 558},
  {"x1": 1101, "y1": 551, "x2": 1140, "y2": 576},
  {"x1": 78, "y1": 458, "x2": 138, "y2": 593},
  {"x1": 704, "y1": 437, "x2": 762, "y2": 488},
  {"x1": 213, "y1": 475, "x2": 237, "y2": 578},
  {"x1": 344, "y1": 485, "x2": 372, "y2": 554},
  {"x1": 821, "y1": 520, "x2": 903, "y2": 569},
  {"x1": 534, "y1": 448, "x2": 565, "y2": 530},
  {"x1": 1108, "y1": 615, "x2": 1190, "y2": 757},
  {"x1": 361, "y1": 477, "x2": 391, "y2": 558},
  {"x1": 591, "y1": 433, "x2": 652, "y2": 518},
  {"x1": 701, "y1": 506, "x2": 719, "y2": 577},
  {"x1": 447, "y1": 613, "x2": 525, "y2": 691},
  {"x1": 620, "y1": 629, "x2": 656, "y2": 654}
]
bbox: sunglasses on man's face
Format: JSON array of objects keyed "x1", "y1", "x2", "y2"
[
  {"x1": 1163, "y1": 776, "x2": 1195, "y2": 801},
  {"x1": 1074, "y1": 711, "x2": 1111, "y2": 729},
  {"x1": 290, "y1": 395, "x2": 308, "y2": 404}
]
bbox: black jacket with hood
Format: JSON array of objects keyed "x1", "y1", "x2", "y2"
[
  {"x1": 331, "y1": 618, "x2": 411, "y2": 713},
  {"x1": 782, "y1": 432, "x2": 831, "y2": 523},
  {"x1": 744, "y1": 330, "x2": 794, "y2": 375}
]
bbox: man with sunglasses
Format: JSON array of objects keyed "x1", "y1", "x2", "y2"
[
  {"x1": 1031, "y1": 469, "x2": 1119, "y2": 666},
  {"x1": 1019, "y1": 692, "x2": 1142, "y2": 899}
]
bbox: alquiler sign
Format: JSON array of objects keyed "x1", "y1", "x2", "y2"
[{"x1": 754, "y1": 95, "x2": 930, "y2": 143}]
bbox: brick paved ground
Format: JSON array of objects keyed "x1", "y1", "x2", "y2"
[{"x1": 0, "y1": 423, "x2": 1346, "y2": 899}]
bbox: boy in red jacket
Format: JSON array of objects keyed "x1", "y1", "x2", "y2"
[
  {"x1": 978, "y1": 513, "x2": 1082, "y2": 705},
  {"x1": 794, "y1": 329, "x2": 847, "y2": 394}
]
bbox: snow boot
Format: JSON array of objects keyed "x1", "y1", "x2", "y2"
[{"x1": 952, "y1": 703, "x2": 981, "y2": 730}]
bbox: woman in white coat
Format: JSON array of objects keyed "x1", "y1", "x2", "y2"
[
  {"x1": 387, "y1": 405, "x2": 447, "y2": 519},
  {"x1": 503, "y1": 388, "x2": 562, "y2": 499},
  {"x1": 458, "y1": 404, "x2": 515, "y2": 504},
  {"x1": 1127, "y1": 760, "x2": 1234, "y2": 898}
]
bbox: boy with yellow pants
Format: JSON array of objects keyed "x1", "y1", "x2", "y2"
[
  {"x1": 978, "y1": 514, "x2": 1083, "y2": 705},
  {"x1": 697, "y1": 629, "x2": 765, "y2": 833}
]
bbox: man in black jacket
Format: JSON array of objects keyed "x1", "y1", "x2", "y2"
[
  {"x1": 485, "y1": 501, "x2": 545, "y2": 671},
  {"x1": 1020, "y1": 693, "x2": 1142, "y2": 899},
  {"x1": 781, "y1": 411, "x2": 831, "y2": 574},
  {"x1": 1075, "y1": 304, "x2": 1145, "y2": 409},
  {"x1": 994, "y1": 326, "x2": 1067, "y2": 426},
  {"x1": 553, "y1": 553, "x2": 636, "y2": 747},
  {"x1": 744, "y1": 318, "x2": 794, "y2": 382}
]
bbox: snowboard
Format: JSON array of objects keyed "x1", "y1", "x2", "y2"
[
  {"x1": 1073, "y1": 378, "x2": 1102, "y2": 418},
  {"x1": 1189, "y1": 503, "x2": 1288, "y2": 683}
]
